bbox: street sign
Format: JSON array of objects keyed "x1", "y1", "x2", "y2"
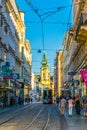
[
  {"x1": 13, "y1": 73, "x2": 20, "y2": 79},
  {"x1": 68, "y1": 72, "x2": 75, "y2": 76}
]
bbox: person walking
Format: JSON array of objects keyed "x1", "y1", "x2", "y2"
[
  {"x1": 68, "y1": 96, "x2": 74, "y2": 117},
  {"x1": 56, "y1": 95, "x2": 60, "y2": 107},
  {"x1": 82, "y1": 96, "x2": 87, "y2": 117},
  {"x1": 75, "y1": 95, "x2": 80, "y2": 115},
  {"x1": 60, "y1": 96, "x2": 66, "y2": 115},
  {"x1": 15, "y1": 96, "x2": 19, "y2": 106}
]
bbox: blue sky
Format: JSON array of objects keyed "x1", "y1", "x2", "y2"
[{"x1": 16, "y1": 0, "x2": 73, "y2": 75}]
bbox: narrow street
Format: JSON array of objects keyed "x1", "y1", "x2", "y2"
[
  {"x1": 0, "y1": 103, "x2": 87, "y2": 130},
  {"x1": 0, "y1": 0, "x2": 87, "y2": 130}
]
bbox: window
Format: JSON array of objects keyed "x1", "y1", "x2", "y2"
[
  {"x1": 0, "y1": 16, "x2": 3, "y2": 26},
  {"x1": 0, "y1": 47, "x2": 2, "y2": 59},
  {"x1": 21, "y1": 47, "x2": 24, "y2": 58},
  {"x1": 21, "y1": 66, "x2": 23, "y2": 77},
  {"x1": 4, "y1": 26, "x2": 8, "y2": 36},
  {"x1": 4, "y1": 51, "x2": 7, "y2": 62}
]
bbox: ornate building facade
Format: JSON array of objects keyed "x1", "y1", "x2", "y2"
[
  {"x1": 54, "y1": 50, "x2": 64, "y2": 97},
  {"x1": 62, "y1": 0, "x2": 87, "y2": 98},
  {"x1": 0, "y1": 0, "x2": 32, "y2": 105},
  {"x1": 40, "y1": 52, "x2": 50, "y2": 89}
]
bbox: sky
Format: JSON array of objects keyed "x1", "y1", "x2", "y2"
[{"x1": 16, "y1": 0, "x2": 73, "y2": 75}]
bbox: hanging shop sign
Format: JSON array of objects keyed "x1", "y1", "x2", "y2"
[
  {"x1": 3, "y1": 73, "x2": 20, "y2": 79},
  {"x1": 80, "y1": 70, "x2": 87, "y2": 86}
]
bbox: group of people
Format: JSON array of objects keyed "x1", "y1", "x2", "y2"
[
  {"x1": 0, "y1": 95, "x2": 30, "y2": 108},
  {"x1": 56, "y1": 95, "x2": 87, "y2": 117}
]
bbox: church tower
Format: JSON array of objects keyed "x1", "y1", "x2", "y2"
[{"x1": 40, "y1": 52, "x2": 50, "y2": 88}]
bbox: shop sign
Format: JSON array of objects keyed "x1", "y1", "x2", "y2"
[
  {"x1": 80, "y1": 70, "x2": 87, "y2": 86},
  {"x1": 3, "y1": 75, "x2": 13, "y2": 79},
  {"x1": 3, "y1": 73, "x2": 20, "y2": 79}
]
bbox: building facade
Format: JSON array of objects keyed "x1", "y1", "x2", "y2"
[
  {"x1": 54, "y1": 50, "x2": 64, "y2": 97},
  {"x1": 62, "y1": 0, "x2": 87, "y2": 98},
  {"x1": 0, "y1": 0, "x2": 32, "y2": 106}
]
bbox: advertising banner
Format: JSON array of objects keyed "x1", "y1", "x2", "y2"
[{"x1": 80, "y1": 70, "x2": 87, "y2": 86}]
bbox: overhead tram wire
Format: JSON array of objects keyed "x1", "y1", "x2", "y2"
[
  {"x1": 24, "y1": 0, "x2": 74, "y2": 52},
  {"x1": 21, "y1": 1, "x2": 85, "y2": 13},
  {"x1": 66, "y1": 0, "x2": 73, "y2": 31},
  {"x1": 25, "y1": 21, "x2": 72, "y2": 26},
  {"x1": 31, "y1": 48, "x2": 57, "y2": 51},
  {"x1": 25, "y1": 0, "x2": 45, "y2": 52},
  {"x1": 35, "y1": 1, "x2": 85, "y2": 12}
]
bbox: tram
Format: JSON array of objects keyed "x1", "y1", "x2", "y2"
[{"x1": 43, "y1": 88, "x2": 53, "y2": 104}]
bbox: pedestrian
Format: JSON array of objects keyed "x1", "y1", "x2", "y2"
[
  {"x1": 30, "y1": 97, "x2": 32, "y2": 103},
  {"x1": 82, "y1": 96, "x2": 87, "y2": 117},
  {"x1": 3, "y1": 95, "x2": 7, "y2": 108},
  {"x1": 56, "y1": 95, "x2": 60, "y2": 107},
  {"x1": 10, "y1": 96, "x2": 13, "y2": 106},
  {"x1": 18, "y1": 96, "x2": 21, "y2": 105},
  {"x1": 68, "y1": 96, "x2": 74, "y2": 117},
  {"x1": 75, "y1": 95, "x2": 80, "y2": 115},
  {"x1": 15, "y1": 96, "x2": 19, "y2": 106},
  {"x1": 60, "y1": 96, "x2": 66, "y2": 115}
]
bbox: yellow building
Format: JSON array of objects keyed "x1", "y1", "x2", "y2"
[
  {"x1": 50, "y1": 76, "x2": 54, "y2": 97},
  {"x1": 40, "y1": 52, "x2": 50, "y2": 89},
  {"x1": 57, "y1": 50, "x2": 64, "y2": 97}
]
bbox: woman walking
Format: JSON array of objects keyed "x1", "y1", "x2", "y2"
[
  {"x1": 68, "y1": 96, "x2": 74, "y2": 117},
  {"x1": 60, "y1": 96, "x2": 66, "y2": 115}
]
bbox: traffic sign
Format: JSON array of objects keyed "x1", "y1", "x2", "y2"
[{"x1": 13, "y1": 73, "x2": 20, "y2": 79}]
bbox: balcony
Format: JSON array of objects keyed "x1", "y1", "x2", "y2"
[{"x1": 75, "y1": 13, "x2": 87, "y2": 44}]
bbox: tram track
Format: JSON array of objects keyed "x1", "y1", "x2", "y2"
[
  {"x1": 0, "y1": 103, "x2": 39, "y2": 126},
  {"x1": 56, "y1": 105, "x2": 69, "y2": 130},
  {"x1": 24, "y1": 105, "x2": 51, "y2": 130},
  {"x1": 42, "y1": 107, "x2": 51, "y2": 130},
  {"x1": 0, "y1": 104, "x2": 66, "y2": 130}
]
